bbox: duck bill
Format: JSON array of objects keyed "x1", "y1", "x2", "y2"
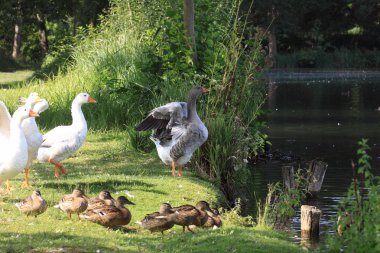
[
  {"x1": 29, "y1": 110, "x2": 39, "y2": 117},
  {"x1": 127, "y1": 200, "x2": 135, "y2": 205},
  {"x1": 88, "y1": 96, "x2": 97, "y2": 103},
  {"x1": 201, "y1": 87, "x2": 209, "y2": 93}
]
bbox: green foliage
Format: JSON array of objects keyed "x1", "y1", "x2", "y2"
[
  {"x1": 257, "y1": 168, "x2": 308, "y2": 228},
  {"x1": 221, "y1": 199, "x2": 255, "y2": 227},
  {"x1": 326, "y1": 139, "x2": 380, "y2": 252},
  {"x1": 190, "y1": 0, "x2": 267, "y2": 203}
]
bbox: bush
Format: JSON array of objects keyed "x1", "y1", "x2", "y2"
[{"x1": 326, "y1": 139, "x2": 380, "y2": 252}]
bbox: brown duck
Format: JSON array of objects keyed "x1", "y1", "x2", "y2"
[
  {"x1": 203, "y1": 207, "x2": 222, "y2": 228},
  {"x1": 15, "y1": 190, "x2": 47, "y2": 217},
  {"x1": 54, "y1": 188, "x2": 88, "y2": 219},
  {"x1": 81, "y1": 196, "x2": 134, "y2": 228},
  {"x1": 171, "y1": 201, "x2": 212, "y2": 233},
  {"x1": 138, "y1": 203, "x2": 178, "y2": 234},
  {"x1": 87, "y1": 190, "x2": 115, "y2": 211}
]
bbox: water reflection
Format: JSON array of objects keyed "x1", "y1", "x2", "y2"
[{"x1": 258, "y1": 76, "x2": 380, "y2": 244}]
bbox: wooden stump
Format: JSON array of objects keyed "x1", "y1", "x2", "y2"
[
  {"x1": 282, "y1": 165, "x2": 295, "y2": 191},
  {"x1": 308, "y1": 160, "x2": 328, "y2": 197},
  {"x1": 301, "y1": 205, "x2": 321, "y2": 240}
]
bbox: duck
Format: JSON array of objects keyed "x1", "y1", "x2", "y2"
[
  {"x1": 81, "y1": 196, "x2": 135, "y2": 228},
  {"x1": 54, "y1": 188, "x2": 88, "y2": 219},
  {"x1": 171, "y1": 201, "x2": 212, "y2": 233},
  {"x1": 37, "y1": 93, "x2": 96, "y2": 177},
  {"x1": 0, "y1": 102, "x2": 39, "y2": 191},
  {"x1": 203, "y1": 207, "x2": 222, "y2": 228},
  {"x1": 15, "y1": 190, "x2": 47, "y2": 217},
  {"x1": 19, "y1": 93, "x2": 49, "y2": 188},
  {"x1": 135, "y1": 86, "x2": 209, "y2": 176},
  {"x1": 138, "y1": 203, "x2": 178, "y2": 234},
  {"x1": 86, "y1": 190, "x2": 115, "y2": 211}
]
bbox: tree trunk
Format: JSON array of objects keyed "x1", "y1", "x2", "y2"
[
  {"x1": 267, "y1": 26, "x2": 277, "y2": 67},
  {"x1": 37, "y1": 13, "x2": 48, "y2": 56},
  {"x1": 266, "y1": 6, "x2": 277, "y2": 68},
  {"x1": 183, "y1": 0, "x2": 198, "y2": 66},
  {"x1": 12, "y1": 0, "x2": 23, "y2": 60}
]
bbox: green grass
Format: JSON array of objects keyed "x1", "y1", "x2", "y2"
[
  {"x1": 0, "y1": 70, "x2": 34, "y2": 88},
  {"x1": 0, "y1": 131, "x2": 303, "y2": 253}
]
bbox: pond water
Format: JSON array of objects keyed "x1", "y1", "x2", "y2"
[{"x1": 257, "y1": 70, "x2": 380, "y2": 246}]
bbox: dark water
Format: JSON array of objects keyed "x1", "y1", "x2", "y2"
[{"x1": 257, "y1": 72, "x2": 380, "y2": 246}]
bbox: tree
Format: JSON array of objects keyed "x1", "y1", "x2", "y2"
[
  {"x1": 12, "y1": 0, "x2": 23, "y2": 60},
  {"x1": 36, "y1": 13, "x2": 48, "y2": 56},
  {"x1": 183, "y1": 0, "x2": 198, "y2": 66}
]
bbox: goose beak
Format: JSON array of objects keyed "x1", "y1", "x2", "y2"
[
  {"x1": 29, "y1": 110, "x2": 39, "y2": 117},
  {"x1": 88, "y1": 96, "x2": 97, "y2": 103},
  {"x1": 201, "y1": 88, "x2": 209, "y2": 93},
  {"x1": 35, "y1": 96, "x2": 43, "y2": 103}
]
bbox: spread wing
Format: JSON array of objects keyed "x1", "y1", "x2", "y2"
[
  {"x1": 135, "y1": 102, "x2": 187, "y2": 131},
  {"x1": 0, "y1": 101, "x2": 11, "y2": 145}
]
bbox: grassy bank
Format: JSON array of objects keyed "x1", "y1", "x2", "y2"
[
  {"x1": 0, "y1": 70, "x2": 34, "y2": 88},
  {"x1": 0, "y1": 131, "x2": 303, "y2": 253}
]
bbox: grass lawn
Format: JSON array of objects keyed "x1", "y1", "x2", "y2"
[
  {"x1": 0, "y1": 70, "x2": 34, "y2": 88},
  {"x1": 0, "y1": 131, "x2": 304, "y2": 253}
]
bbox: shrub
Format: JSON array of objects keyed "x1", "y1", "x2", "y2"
[{"x1": 326, "y1": 139, "x2": 380, "y2": 252}]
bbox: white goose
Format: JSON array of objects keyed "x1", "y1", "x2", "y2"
[
  {"x1": 20, "y1": 93, "x2": 49, "y2": 187},
  {"x1": 135, "y1": 86, "x2": 209, "y2": 176},
  {"x1": 37, "y1": 93, "x2": 96, "y2": 177},
  {"x1": 0, "y1": 101, "x2": 39, "y2": 190}
]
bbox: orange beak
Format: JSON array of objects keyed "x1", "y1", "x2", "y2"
[
  {"x1": 29, "y1": 110, "x2": 39, "y2": 117},
  {"x1": 202, "y1": 87, "x2": 209, "y2": 93},
  {"x1": 88, "y1": 96, "x2": 97, "y2": 103}
]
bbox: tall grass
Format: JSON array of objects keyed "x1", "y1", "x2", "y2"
[
  {"x1": 1, "y1": 0, "x2": 162, "y2": 129},
  {"x1": 190, "y1": 0, "x2": 267, "y2": 204}
]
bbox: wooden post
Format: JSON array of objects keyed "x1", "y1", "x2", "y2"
[
  {"x1": 301, "y1": 205, "x2": 321, "y2": 240},
  {"x1": 308, "y1": 160, "x2": 327, "y2": 197},
  {"x1": 282, "y1": 165, "x2": 295, "y2": 191}
]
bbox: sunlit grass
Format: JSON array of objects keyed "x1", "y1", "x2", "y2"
[
  {"x1": 0, "y1": 131, "x2": 303, "y2": 252},
  {"x1": 0, "y1": 70, "x2": 34, "y2": 88}
]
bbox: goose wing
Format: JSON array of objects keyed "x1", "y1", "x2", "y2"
[
  {"x1": 0, "y1": 101, "x2": 11, "y2": 144},
  {"x1": 135, "y1": 102, "x2": 187, "y2": 131},
  {"x1": 169, "y1": 123, "x2": 206, "y2": 160},
  {"x1": 41, "y1": 126, "x2": 72, "y2": 147}
]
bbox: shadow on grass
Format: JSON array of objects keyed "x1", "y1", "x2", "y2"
[
  {"x1": 40, "y1": 179, "x2": 166, "y2": 196},
  {"x1": 0, "y1": 232, "x2": 119, "y2": 253}
]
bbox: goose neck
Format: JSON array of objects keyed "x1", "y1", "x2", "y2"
[
  {"x1": 71, "y1": 101, "x2": 86, "y2": 128},
  {"x1": 187, "y1": 94, "x2": 199, "y2": 122}
]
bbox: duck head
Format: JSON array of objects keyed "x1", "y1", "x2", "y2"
[
  {"x1": 116, "y1": 196, "x2": 135, "y2": 207},
  {"x1": 99, "y1": 190, "x2": 114, "y2": 201}
]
